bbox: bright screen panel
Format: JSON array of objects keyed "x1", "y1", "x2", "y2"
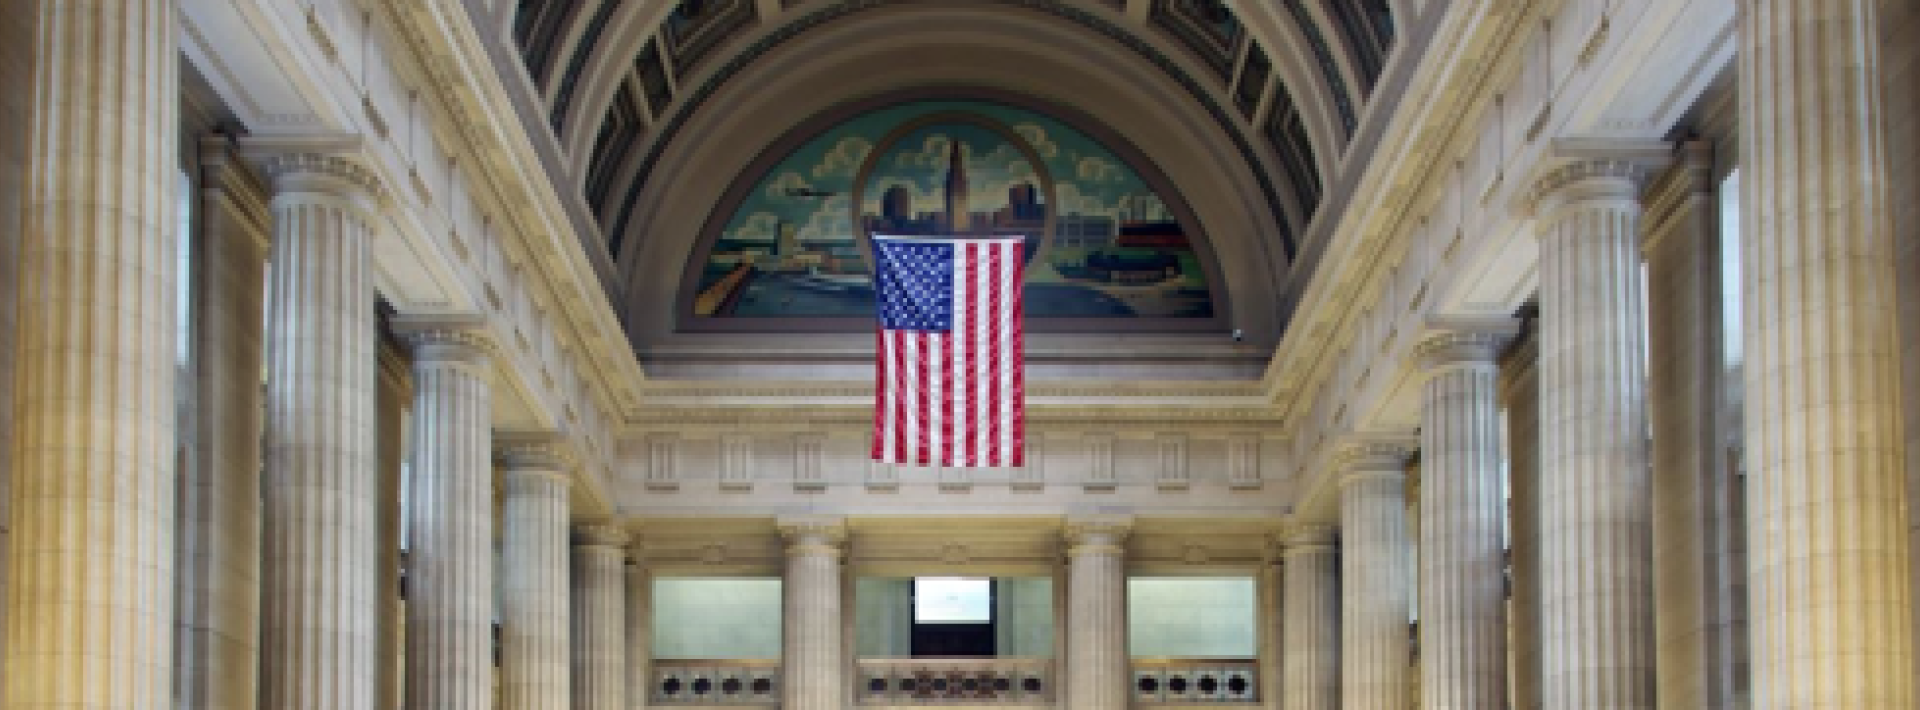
[{"x1": 914, "y1": 577, "x2": 991, "y2": 624}]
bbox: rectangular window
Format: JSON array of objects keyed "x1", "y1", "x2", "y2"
[{"x1": 914, "y1": 577, "x2": 992, "y2": 624}]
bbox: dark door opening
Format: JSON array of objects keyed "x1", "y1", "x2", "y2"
[{"x1": 910, "y1": 577, "x2": 996, "y2": 657}]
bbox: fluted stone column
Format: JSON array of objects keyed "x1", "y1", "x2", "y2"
[
  {"x1": 1064, "y1": 515, "x2": 1132, "y2": 710},
  {"x1": 174, "y1": 142, "x2": 272, "y2": 710},
  {"x1": 627, "y1": 554, "x2": 653, "y2": 709},
  {"x1": 375, "y1": 343, "x2": 410, "y2": 710},
  {"x1": 779, "y1": 516, "x2": 847, "y2": 710},
  {"x1": 0, "y1": 2, "x2": 38, "y2": 692},
  {"x1": 399, "y1": 315, "x2": 495, "y2": 709},
  {"x1": 259, "y1": 151, "x2": 385, "y2": 710},
  {"x1": 1336, "y1": 444, "x2": 1413, "y2": 710},
  {"x1": 1531, "y1": 159, "x2": 1655, "y2": 707},
  {"x1": 499, "y1": 434, "x2": 573, "y2": 710},
  {"x1": 1280, "y1": 525, "x2": 1340, "y2": 710},
  {"x1": 572, "y1": 525, "x2": 630, "y2": 710},
  {"x1": 1642, "y1": 142, "x2": 1744, "y2": 709},
  {"x1": 3, "y1": 1, "x2": 180, "y2": 706},
  {"x1": 1743, "y1": 2, "x2": 1917, "y2": 706},
  {"x1": 1499, "y1": 334, "x2": 1542, "y2": 710},
  {"x1": 1416, "y1": 331, "x2": 1512, "y2": 708}
]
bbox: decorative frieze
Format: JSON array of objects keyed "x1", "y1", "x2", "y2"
[
  {"x1": 1227, "y1": 433, "x2": 1262, "y2": 489},
  {"x1": 644, "y1": 433, "x2": 678, "y2": 492},
  {"x1": 1084, "y1": 434, "x2": 1117, "y2": 492},
  {"x1": 1011, "y1": 435, "x2": 1045, "y2": 491},
  {"x1": 865, "y1": 459, "x2": 899, "y2": 492},
  {"x1": 1156, "y1": 433, "x2": 1190, "y2": 491},
  {"x1": 720, "y1": 433, "x2": 754, "y2": 492},
  {"x1": 793, "y1": 434, "x2": 826, "y2": 492}
]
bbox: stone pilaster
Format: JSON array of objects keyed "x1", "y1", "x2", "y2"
[
  {"x1": 1280, "y1": 525, "x2": 1340, "y2": 710},
  {"x1": 3, "y1": 1, "x2": 180, "y2": 706},
  {"x1": 1063, "y1": 515, "x2": 1132, "y2": 710},
  {"x1": 1498, "y1": 333, "x2": 1542, "y2": 710},
  {"x1": 1641, "y1": 142, "x2": 1744, "y2": 709},
  {"x1": 572, "y1": 525, "x2": 630, "y2": 710},
  {"x1": 259, "y1": 152, "x2": 386, "y2": 710},
  {"x1": 779, "y1": 516, "x2": 847, "y2": 710},
  {"x1": 375, "y1": 343, "x2": 409, "y2": 710},
  {"x1": 398, "y1": 315, "x2": 496, "y2": 710},
  {"x1": 1258, "y1": 550, "x2": 1285, "y2": 710},
  {"x1": 1416, "y1": 330, "x2": 1512, "y2": 708},
  {"x1": 1335, "y1": 443, "x2": 1413, "y2": 710},
  {"x1": 498, "y1": 434, "x2": 573, "y2": 710},
  {"x1": 1743, "y1": 2, "x2": 1917, "y2": 706},
  {"x1": 627, "y1": 552, "x2": 653, "y2": 710},
  {"x1": 174, "y1": 141, "x2": 271, "y2": 710},
  {"x1": 1530, "y1": 158, "x2": 1656, "y2": 708}
]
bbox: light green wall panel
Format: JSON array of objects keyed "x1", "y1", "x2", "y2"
[
  {"x1": 994, "y1": 577, "x2": 1055, "y2": 657},
  {"x1": 1127, "y1": 577, "x2": 1257, "y2": 657},
  {"x1": 652, "y1": 578, "x2": 783, "y2": 659}
]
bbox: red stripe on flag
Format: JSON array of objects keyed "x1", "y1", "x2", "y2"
[
  {"x1": 990, "y1": 240, "x2": 1006, "y2": 468},
  {"x1": 916, "y1": 331, "x2": 930, "y2": 466},
  {"x1": 872, "y1": 328, "x2": 885, "y2": 460},
  {"x1": 1008, "y1": 241, "x2": 1025, "y2": 467},
  {"x1": 961, "y1": 243, "x2": 977, "y2": 468},
  {"x1": 889, "y1": 329, "x2": 904, "y2": 463}
]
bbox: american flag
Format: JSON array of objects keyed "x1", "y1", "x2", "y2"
[{"x1": 871, "y1": 236, "x2": 1025, "y2": 467}]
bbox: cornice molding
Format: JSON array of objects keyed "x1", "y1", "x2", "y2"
[{"x1": 1276, "y1": 523, "x2": 1336, "y2": 553}]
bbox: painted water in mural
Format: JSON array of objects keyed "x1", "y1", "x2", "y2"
[{"x1": 691, "y1": 100, "x2": 1216, "y2": 319}]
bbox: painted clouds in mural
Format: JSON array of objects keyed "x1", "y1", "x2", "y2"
[{"x1": 693, "y1": 100, "x2": 1215, "y2": 319}]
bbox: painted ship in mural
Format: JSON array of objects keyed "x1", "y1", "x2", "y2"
[{"x1": 691, "y1": 100, "x2": 1217, "y2": 320}]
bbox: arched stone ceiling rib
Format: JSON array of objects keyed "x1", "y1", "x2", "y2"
[{"x1": 557, "y1": 1, "x2": 671, "y2": 166}]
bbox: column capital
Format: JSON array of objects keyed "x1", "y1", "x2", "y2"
[
  {"x1": 392, "y1": 313, "x2": 493, "y2": 366},
  {"x1": 1416, "y1": 327, "x2": 1514, "y2": 376},
  {"x1": 495, "y1": 430, "x2": 572, "y2": 473},
  {"x1": 1333, "y1": 437, "x2": 1413, "y2": 487},
  {"x1": 777, "y1": 515, "x2": 847, "y2": 555},
  {"x1": 574, "y1": 523, "x2": 630, "y2": 550},
  {"x1": 1276, "y1": 523, "x2": 1337, "y2": 555},
  {"x1": 1526, "y1": 156, "x2": 1655, "y2": 220},
  {"x1": 1063, "y1": 514, "x2": 1133, "y2": 555}
]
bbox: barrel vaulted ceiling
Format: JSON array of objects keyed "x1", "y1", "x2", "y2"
[{"x1": 491, "y1": 0, "x2": 1420, "y2": 345}]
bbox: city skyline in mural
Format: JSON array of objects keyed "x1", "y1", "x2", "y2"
[{"x1": 692, "y1": 100, "x2": 1217, "y2": 320}]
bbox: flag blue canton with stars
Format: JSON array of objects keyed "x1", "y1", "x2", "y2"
[{"x1": 875, "y1": 240, "x2": 954, "y2": 331}]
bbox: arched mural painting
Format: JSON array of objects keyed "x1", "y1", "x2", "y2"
[{"x1": 688, "y1": 100, "x2": 1219, "y2": 322}]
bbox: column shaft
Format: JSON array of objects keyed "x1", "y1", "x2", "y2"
[
  {"x1": 1281, "y1": 527, "x2": 1339, "y2": 710},
  {"x1": 5, "y1": 1, "x2": 180, "y2": 706},
  {"x1": 627, "y1": 557, "x2": 652, "y2": 709},
  {"x1": 375, "y1": 345, "x2": 409, "y2": 710},
  {"x1": 259, "y1": 154, "x2": 384, "y2": 710},
  {"x1": 402, "y1": 321, "x2": 495, "y2": 709},
  {"x1": 779, "y1": 517, "x2": 846, "y2": 710},
  {"x1": 0, "y1": 2, "x2": 38, "y2": 691},
  {"x1": 174, "y1": 143, "x2": 271, "y2": 710},
  {"x1": 1064, "y1": 517, "x2": 1130, "y2": 710},
  {"x1": 1533, "y1": 160, "x2": 1655, "y2": 707},
  {"x1": 1418, "y1": 335, "x2": 1510, "y2": 708},
  {"x1": 1643, "y1": 143, "x2": 1744, "y2": 709},
  {"x1": 1500, "y1": 336, "x2": 1542, "y2": 710},
  {"x1": 499, "y1": 441, "x2": 572, "y2": 710},
  {"x1": 572, "y1": 526, "x2": 629, "y2": 710},
  {"x1": 1338, "y1": 451, "x2": 1412, "y2": 710},
  {"x1": 1742, "y1": 1, "x2": 1916, "y2": 706}
]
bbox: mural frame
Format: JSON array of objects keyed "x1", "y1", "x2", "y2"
[{"x1": 674, "y1": 87, "x2": 1230, "y2": 333}]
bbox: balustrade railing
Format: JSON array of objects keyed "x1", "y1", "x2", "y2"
[
  {"x1": 856, "y1": 657, "x2": 1054, "y2": 704},
  {"x1": 651, "y1": 659, "x2": 780, "y2": 704},
  {"x1": 1130, "y1": 658, "x2": 1259, "y2": 703}
]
